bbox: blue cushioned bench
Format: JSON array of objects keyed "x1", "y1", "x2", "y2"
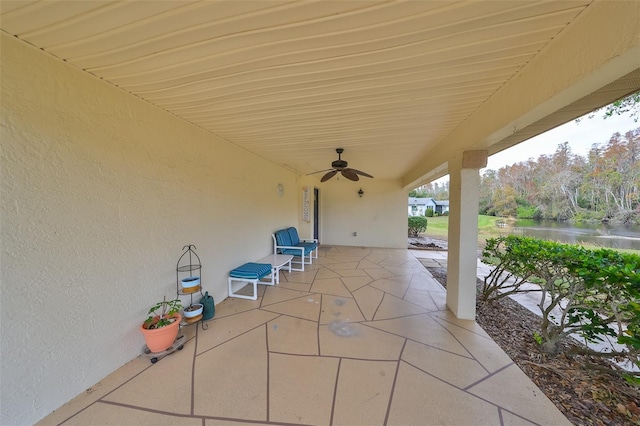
[
  {"x1": 272, "y1": 227, "x2": 318, "y2": 272},
  {"x1": 228, "y1": 262, "x2": 274, "y2": 301}
]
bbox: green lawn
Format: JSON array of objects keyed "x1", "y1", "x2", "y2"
[
  {"x1": 421, "y1": 215, "x2": 449, "y2": 238},
  {"x1": 423, "y1": 215, "x2": 508, "y2": 240}
]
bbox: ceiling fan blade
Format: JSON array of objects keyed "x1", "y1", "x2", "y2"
[
  {"x1": 307, "y1": 168, "x2": 334, "y2": 176},
  {"x1": 341, "y1": 169, "x2": 359, "y2": 181},
  {"x1": 349, "y1": 168, "x2": 373, "y2": 178},
  {"x1": 320, "y1": 170, "x2": 338, "y2": 182}
]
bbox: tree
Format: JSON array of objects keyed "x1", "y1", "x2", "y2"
[
  {"x1": 414, "y1": 181, "x2": 449, "y2": 200},
  {"x1": 603, "y1": 91, "x2": 640, "y2": 122},
  {"x1": 491, "y1": 184, "x2": 518, "y2": 217},
  {"x1": 479, "y1": 169, "x2": 499, "y2": 215}
]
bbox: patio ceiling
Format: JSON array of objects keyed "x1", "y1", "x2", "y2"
[{"x1": 1, "y1": 1, "x2": 638, "y2": 182}]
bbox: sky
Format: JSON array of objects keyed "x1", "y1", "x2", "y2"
[{"x1": 485, "y1": 111, "x2": 639, "y2": 171}]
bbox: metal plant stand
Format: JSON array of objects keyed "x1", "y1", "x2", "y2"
[{"x1": 176, "y1": 244, "x2": 208, "y2": 330}]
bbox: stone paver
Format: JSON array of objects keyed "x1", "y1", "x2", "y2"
[{"x1": 37, "y1": 246, "x2": 570, "y2": 426}]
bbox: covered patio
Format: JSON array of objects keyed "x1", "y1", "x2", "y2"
[
  {"x1": 2, "y1": 1, "x2": 640, "y2": 424},
  {"x1": 38, "y1": 246, "x2": 570, "y2": 425}
]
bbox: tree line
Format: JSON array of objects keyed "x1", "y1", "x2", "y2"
[
  {"x1": 411, "y1": 128, "x2": 639, "y2": 226},
  {"x1": 479, "y1": 128, "x2": 640, "y2": 225},
  {"x1": 409, "y1": 181, "x2": 449, "y2": 200}
]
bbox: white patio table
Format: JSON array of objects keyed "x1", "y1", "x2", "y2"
[{"x1": 256, "y1": 254, "x2": 293, "y2": 284}]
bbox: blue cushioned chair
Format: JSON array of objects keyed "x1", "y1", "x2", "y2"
[{"x1": 272, "y1": 227, "x2": 318, "y2": 271}]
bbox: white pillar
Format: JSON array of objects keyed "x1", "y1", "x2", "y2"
[{"x1": 446, "y1": 151, "x2": 487, "y2": 320}]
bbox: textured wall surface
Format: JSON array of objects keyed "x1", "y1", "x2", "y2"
[
  {"x1": 0, "y1": 33, "x2": 297, "y2": 425},
  {"x1": 318, "y1": 178, "x2": 406, "y2": 248}
]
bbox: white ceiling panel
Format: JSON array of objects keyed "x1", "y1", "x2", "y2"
[{"x1": 3, "y1": 0, "x2": 635, "y2": 181}]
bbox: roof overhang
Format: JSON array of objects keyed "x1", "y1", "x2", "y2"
[{"x1": 1, "y1": 0, "x2": 638, "y2": 186}]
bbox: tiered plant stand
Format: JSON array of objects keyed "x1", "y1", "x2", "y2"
[{"x1": 176, "y1": 244, "x2": 208, "y2": 330}]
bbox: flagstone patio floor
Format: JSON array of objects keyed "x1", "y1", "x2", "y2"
[{"x1": 38, "y1": 246, "x2": 570, "y2": 426}]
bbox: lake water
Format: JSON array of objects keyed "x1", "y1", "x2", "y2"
[{"x1": 512, "y1": 219, "x2": 640, "y2": 250}]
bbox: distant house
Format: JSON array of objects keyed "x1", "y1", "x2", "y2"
[
  {"x1": 434, "y1": 199, "x2": 449, "y2": 214},
  {"x1": 408, "y1": 197, "x2": 449, "y2": 216}
]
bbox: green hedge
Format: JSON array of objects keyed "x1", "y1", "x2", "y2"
[{"x1": 482, "y1": 236, "x2": 640, "y2": 385}]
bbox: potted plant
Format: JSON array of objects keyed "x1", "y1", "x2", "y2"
[
  {"x1": 181, "y1": 276, "x2": 200, "y2": 291},
  {"x1": 183, "y1": 303, "x2": 203, "y2": 319},
  {"x1": 140, "y1": 296, "x2": 182, "y2": 353}
]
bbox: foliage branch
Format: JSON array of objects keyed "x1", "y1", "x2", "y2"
[
  {"x1": 481, "y1": 236, "x2": 539, "y2": 301},
  {"x1": 581, "y1": 91, "x2": 640, "y2": 123},
  {"x1": 144, "y1": 296, "x2": 182, "y2": 329}
]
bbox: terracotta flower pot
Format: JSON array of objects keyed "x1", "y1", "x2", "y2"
[{"x1": 140, "y1": 313, "x2": 181, "y2": 353}]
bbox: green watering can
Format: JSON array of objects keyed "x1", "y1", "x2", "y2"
[{"x1": 199, "y1": 291, "x2": 215, "y2": 320}]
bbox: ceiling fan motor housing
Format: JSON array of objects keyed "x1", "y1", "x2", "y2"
[{"x1": 331, "y1": 159, "x2": 348, "y2": 169}]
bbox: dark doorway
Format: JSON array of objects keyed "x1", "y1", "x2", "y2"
[{"x1": 314, "y1": 187, "x2": 319, "y2": 242}]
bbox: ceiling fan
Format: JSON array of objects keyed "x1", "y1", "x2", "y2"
[{"x1": 308, "y1": 148, "x2": 373, "y2": 182}]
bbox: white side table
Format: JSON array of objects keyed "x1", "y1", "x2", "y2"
[{"x1": 256, "y1": 254, "x2": 293, "y2": 284}]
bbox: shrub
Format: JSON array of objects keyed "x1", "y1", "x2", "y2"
[
  {"x1": 408, "y1": 216, "x2": 428, "y2": 237},
  {"x1": 482, "y1": 236, "x2": 640, "y2": 383},
  {"x1": 481, "y1": 236, "x2": 538, "y2": 301},
  {"x1": 573, "y1": 210, "x2": 606, "y2": 223},
  {"x1": 425, "y1": 207, "x2": 434, "y2": 217},
  {"x1": 516, "y1": 205, "x2": 537, "y2": 219}
]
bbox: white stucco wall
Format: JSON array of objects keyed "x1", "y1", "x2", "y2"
[
  {"x1": 0, "y1": 34, "x2": 297, "y2": 425},
  {"x1": 310, "y1": 178, "x2": 406, "y2": 248}
]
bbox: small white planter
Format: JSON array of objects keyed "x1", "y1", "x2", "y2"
[
  {"x1": 183, "y1": 303, "x2": 203, "y2": 318},
  {"x1": 181, "y1": 276, "x2": 200, "y2": 288}
]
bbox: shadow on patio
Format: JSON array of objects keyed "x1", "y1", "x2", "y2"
[{"x1": 39, "y1": 246, "x2": 570, "y2": 426}]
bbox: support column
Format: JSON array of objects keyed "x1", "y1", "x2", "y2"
[{"x1": 446, "y1": 150, "x2": 487, "y2": 320}]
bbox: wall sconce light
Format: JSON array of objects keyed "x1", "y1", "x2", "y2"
[{"x1": 358, "y1": 188, "x2": 364, "y2": 198}]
